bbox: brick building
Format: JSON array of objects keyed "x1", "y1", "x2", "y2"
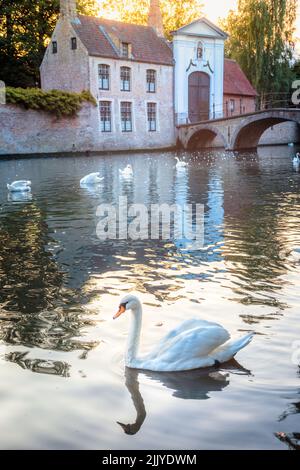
[
  {"x1": 223, "y1": 59, "x2": 257, "y2": 117},
  {"x1": 41, "y1": 0, "x2": 175, "y2": 151},
  {"x1": 40, "y1": 0, "x2": 259, "y2": 152}
]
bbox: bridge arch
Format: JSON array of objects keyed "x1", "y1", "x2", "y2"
[
  {"x1": 231, "y1": 111, "x2": 300, "y2": 150},
  {"x1": 186, "y1": 125, "x2": 227, "y2": 150}
]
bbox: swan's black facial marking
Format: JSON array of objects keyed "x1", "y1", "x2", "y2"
[{"x1": 120, "y1": 302, "x2": 128, "y2": 310}]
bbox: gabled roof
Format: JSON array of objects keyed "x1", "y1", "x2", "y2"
[
  {"x1": 224, "y1": 59, "x2": 258, "y2": 97},
  {"x1": 72, "y1": 15, "x2": 173, "y2": 66},
  {"x1": 172, "y1": 17, "x2": 228, "y2": 39}
]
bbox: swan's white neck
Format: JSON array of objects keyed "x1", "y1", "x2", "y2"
[{"x1": 126, "y1": 304, "x2": 143, "y2": 366}]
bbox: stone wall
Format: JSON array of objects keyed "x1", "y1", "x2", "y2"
[
  {"x1": 1, "y1": 104, "x2": 298, "y2": 157},
  {"x1": 0, "y1": 102, "x2": 175, "y2": 156},
  {"x1": 0, "y1": 104, "x2": 94, "y2": 155},
  {"x1": 259, "y1": 122, "x2": 300, "y2": 146}
]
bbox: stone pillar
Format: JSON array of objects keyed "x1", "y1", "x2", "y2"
[
  {"x1": 148, "y1": 0, "x2": 164, "y2": 37},
  {"x1": 60, "y1": 0, "x2": 77, "y2": 19}
]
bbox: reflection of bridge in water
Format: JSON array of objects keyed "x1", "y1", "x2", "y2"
[{"x1": 178, "y1": 108, "x2": 300, "y2": 150}]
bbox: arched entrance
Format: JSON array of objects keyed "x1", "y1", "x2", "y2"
[{"x1": 188, "y1": 72, "x2": 210, "y2": 123}]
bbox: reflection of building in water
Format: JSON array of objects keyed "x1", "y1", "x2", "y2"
[
  {"x1": 0, "y1": 202, "x2": 63, "y2": 313},
  {"x1": 278, "y1": 368, "x2": 300, "y2": 423},
  {"x1": 5, "y1": 351, "x2": 70, "y2": 378},
  {"x1": 206, "y1": 169, "x2": 224, "y2": 249},
  {"x1": 221, "y1": 151, "x2": 297, "y2": 309},
  {"x1": 0, "y1": 200, "x2": 99, "y2": 358}
]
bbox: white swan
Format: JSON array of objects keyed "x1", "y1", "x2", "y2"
[
  {"x1": 7, "y1": 180, "x2": 31, "y2": 192},
  {"x1": 175, "y1": 157, "x2": 188, "y2": 169},
  {"x1": 114, "y1": 295, "x2": 254, "y2": 372},
  {"x1": 119, "y1": 164, "x2": 133, "y2": 177},
  {"x1": 293, "y1": 154, "x2": 300, "y2": 167},
  {"x1": 80, "y1": 172, "x2": 103, "y2": 186}
]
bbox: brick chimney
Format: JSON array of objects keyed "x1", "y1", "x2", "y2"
[
  {"x1": 60, "y1": 0, "x2": 77, "y2": 19},
  {"x1": 148, "y1": 0, "x2": 164, "y2": 37}
]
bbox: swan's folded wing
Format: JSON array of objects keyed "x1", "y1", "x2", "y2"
[
  {"x1": 151, "y1": 322, "x2": 230, "y2": 360},
  {"x1": 157, "y1": 318, "x2": 226, "y2": 347},
  {"x1": 172, "y1": 325, "x2": 230, "y2": 359}
]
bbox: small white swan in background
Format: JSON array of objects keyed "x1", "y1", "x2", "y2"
[
  {"x1": 293, "y1": 153, "x2": 300, "y2": 167},
  {"x1": 7, "y1": 180, "x2": 31, "y2": 192},
  {"x1": 80, "y1": 172, "x2": 103, "y2": 186},
  {"x1": 119, "y1": 164, "x2": 133, "y2": 177},
  {"x1": 175, "y1": 157, "x2": 188, "y2": 169},
  {"x1": 114, "y1": 295, "x2": 254, "y2": 372}
]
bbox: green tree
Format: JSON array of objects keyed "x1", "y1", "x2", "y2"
[
  {"x1": 0, "y1": 0, "x2": 99, "y2": 87},
  {"x1": 221, "y1": 0, "x2": 297, "y2": 106},
  {"x1": 99, "y1": 0, "x2": 204, "y2": 39}
]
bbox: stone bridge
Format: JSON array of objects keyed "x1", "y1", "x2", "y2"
[{"x1": 177, "y1": 108, "x2": 300, "y2": 150}]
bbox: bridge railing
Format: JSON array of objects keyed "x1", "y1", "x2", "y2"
[{"x1": 190, "y1": 94, "x2": 299, "y2": 123}]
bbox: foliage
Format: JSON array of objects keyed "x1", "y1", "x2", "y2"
[
  {"x1": 6, "y1": 87, "x2": 97, "y2": 117},
  {"x1": 221, "y1": 0, "x2": 297, "y2": 105},
  {"x1": 0, "y1": 0, "x2": 203, "y2": 86},
  {"x1": 92, "y1": 1, "x2": 204, "y2": 39},
  {"x1": 0, "y1": 0, "x2": 99, "y2": 88},
  {"x1": 293, "y1": 60, "x2": 300, "y2": 78}
]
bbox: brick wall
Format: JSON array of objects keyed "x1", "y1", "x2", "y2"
[
  {"x1": 223, "y1": 94, "x2": 256, "y2": 117},
  {"x1": 0, "y1": 101, "x2": 175, "y2": 156}
]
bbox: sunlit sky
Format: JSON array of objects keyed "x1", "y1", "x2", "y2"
[
  {"x1": 98, "y1": 0, "x2": 300, "y2": 53},
  {"x1": 203, "y1": 0, "x2": 299, "y2": 47},
  {"x1": 202, "y1": 0, "x2": 238, "y2": 23}
]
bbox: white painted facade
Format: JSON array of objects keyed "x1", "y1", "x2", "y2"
[{"x1": 173, "y1": 18, "x2": 227, "y2": 125}]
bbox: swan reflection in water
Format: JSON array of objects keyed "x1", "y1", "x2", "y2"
[
  {"x1": 118, "y1": 359, "x2": 251, "y2": 435},
  {"x1": 7, "y1": 192, "x2": 33, "y2": 203}
]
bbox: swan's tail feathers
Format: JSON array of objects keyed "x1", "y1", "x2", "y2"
[{"x1": 213, "y1": 333, "x2": 254, "y2": 364}]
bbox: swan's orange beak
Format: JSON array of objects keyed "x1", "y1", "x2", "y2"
[{"x1": 113, "y1": 304, "x2": 126, "y2": 320}]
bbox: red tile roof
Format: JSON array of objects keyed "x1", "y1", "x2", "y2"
[
  {"x1": 224, "y1": 59, "x2": 257, "y2": 97},
  {"x1": 73, "y1": 15, "x2": 173, "y2": 66}
]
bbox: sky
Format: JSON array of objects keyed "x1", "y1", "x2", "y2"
[
  {"x1": 203, "y1": 0, "x2": 238, "y2": 23},
  {"x1": 203, "y1": 0, "x2": 300, "y2": 56},
  {"x1": 97, "y1": 0, "x2": 300, "y2": 55}
]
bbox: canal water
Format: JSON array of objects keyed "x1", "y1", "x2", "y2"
[{"x1": 0, "y1": 146, "x2": 299, "y2": 450}]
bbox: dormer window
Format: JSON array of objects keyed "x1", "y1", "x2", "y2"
[
  {"x1": 197, "y1": 42, "x2": 204, "y2": 60},
  {"x1": 52, "y1": 41, "x2": 58, "y2": 54},
  {"x1": 121, "y1": 42, "x2": 130, "y2": 58},
  {"x1": 71, "y1": 37, "x2": 77, "y2": 50}
]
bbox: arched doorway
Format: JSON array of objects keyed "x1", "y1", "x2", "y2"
[{"x1": 188, "y1": 72, "x2": 210, "y2": 123}]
